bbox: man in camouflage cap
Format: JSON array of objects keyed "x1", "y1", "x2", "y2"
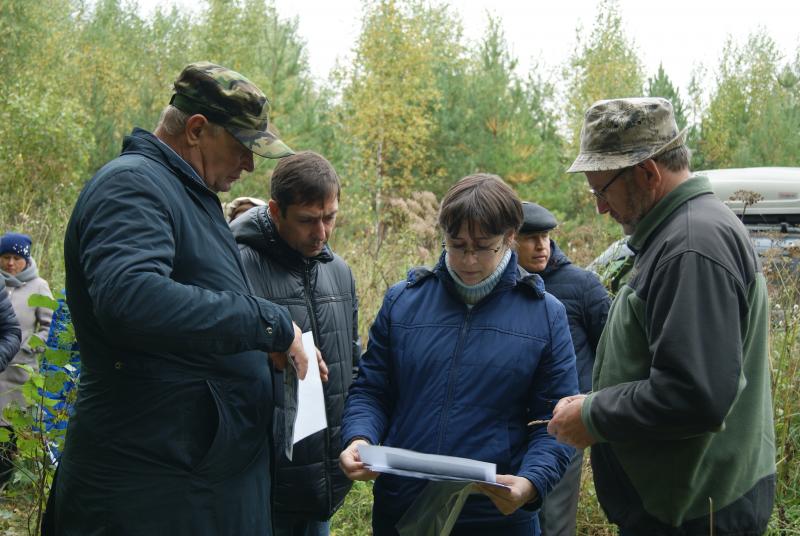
[
  {"x1": 170, "y1": 61, "x2": 294, "y2": 160},
  {"x1": 549, "y1": 97, "x2": 776, "y2": 535},
  {"x1": 44, "y1": 62, "x2": 317, "y2": 536}
]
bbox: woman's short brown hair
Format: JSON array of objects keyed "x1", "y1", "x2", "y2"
[{"x1": 438, "y1": 174, "x2": 523, "y2": 238}]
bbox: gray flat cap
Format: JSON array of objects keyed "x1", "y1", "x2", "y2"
[{"x1": 520, "y1": 202, "x2": 557, "y2": 233}]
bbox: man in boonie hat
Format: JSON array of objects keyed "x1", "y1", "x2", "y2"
[
  {"x1": 45, "y1": 62, "x2": 314, "y2": 536},
  {"x1": 549, "y1": 98, "x2": 776, "y2": 535},
  {"x1": 515, "y1": 202, "x2": 609, "y2": 536}
]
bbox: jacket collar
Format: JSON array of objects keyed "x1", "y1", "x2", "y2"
[
  {"x1": 408, "y1": 250, "x2": 545, "y2": 299},
  {"x1": 629, "y1": 175, "x2": 713, "y2": 252},
  {"x1": 541, "y1": 239, "x2": 571, "y2": 276},
  {"x1": 231, "y1": 205, "x2": 334, "y2": 268},
  {"x1": 122, "y1": 128, "x2": 211, "y2": 193}
]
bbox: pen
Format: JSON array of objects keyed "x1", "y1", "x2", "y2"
[{"x1": 527, "y1": 419, "x2": 550, "y2": 427}]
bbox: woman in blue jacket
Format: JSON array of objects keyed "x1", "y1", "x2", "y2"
[{"x1": 340, "y1": 174, "x2": 578, "y2": 535}]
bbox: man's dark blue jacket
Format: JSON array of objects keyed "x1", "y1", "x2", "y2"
[
  {"x1": 539, "y1": 241, "x2": 610, "y2": 393},
  {"x1": 0, "y1": 287, "x2": 21, "y2": 371},
  {"x1": 46, "y1": 128, "x2": 294, "y2": 536}
]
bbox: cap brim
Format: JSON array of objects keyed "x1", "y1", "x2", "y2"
[
  {"x1": 226, "y1": 125, "x2": 294, "y2": 159},
  {"x1": 567, "y1": 126, "x2": 689, "y2": 173}
]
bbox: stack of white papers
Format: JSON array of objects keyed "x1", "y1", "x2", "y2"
[
  {"x1": 292, "y1": 331, "x2": 327, "y2": 444},
  {"x1": 358, "y1": 445, "x2": 509, "y2": 488}
]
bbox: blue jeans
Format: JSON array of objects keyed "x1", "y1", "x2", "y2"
[{"x1": 272, "y1": 514, "x2": 329, "y2": 536}]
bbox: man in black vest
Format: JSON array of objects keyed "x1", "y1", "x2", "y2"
[{"x1": 232, "y1": 151, "x2": 359, "y2": 536}]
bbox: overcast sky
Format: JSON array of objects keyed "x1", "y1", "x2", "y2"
[{"x1": 136, "y1": 0, "x2": 800, "y2": 95}]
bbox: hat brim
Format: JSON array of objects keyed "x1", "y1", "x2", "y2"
[
  {"x1": 226, "y1": 125, "x2": 294, "y2": 159},
  {"x1": 566, "y1": 126, "x2": 689, "y2": 173}
]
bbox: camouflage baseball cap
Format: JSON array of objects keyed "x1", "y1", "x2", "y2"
[
  {"x1": 567, "y1": 97, "x2": 688, "y2": 173},
  {"x1": 170, "y1": 61, "x2": 294, "y2": 159}
]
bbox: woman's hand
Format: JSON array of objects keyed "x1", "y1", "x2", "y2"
[
  {"x1": 476, "y1": 474, "x2": 538, "y2": 515},
  {"x1": 339, "y1": 439, "x2": 379, "y2": 481}
]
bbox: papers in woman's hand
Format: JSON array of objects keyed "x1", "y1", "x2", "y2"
[{"x1": 357, "y1": 445, "x2": 509, "y2": 488}]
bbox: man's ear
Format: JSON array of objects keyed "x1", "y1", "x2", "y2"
[
  {"x1": 268, "y1": 199, "x2": 281, "y2": 221},
  {"x1": 639, "y1": 159, "x2": 662, "y2": 191},
  {"x1": 185, "y1": 114, "x2": 209, "y2": 148}
]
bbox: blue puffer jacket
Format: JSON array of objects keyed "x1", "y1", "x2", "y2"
[
  {"x1": 343, "y1": 251, "x2": 578, "y2": 527},
  {"x1": 539, "y1": 241, "x2": 610, "y2": 393}
]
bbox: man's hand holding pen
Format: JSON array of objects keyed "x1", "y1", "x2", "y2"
[{"x1": 547, "y1": 394, "x2": 596, "y2": 449}]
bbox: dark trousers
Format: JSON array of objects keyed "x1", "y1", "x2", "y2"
[
  {"x1": 539, "y1": 449, "x2": 583, "y2": 536},
  {"x1": 272, "y1": 512, "x2": 329, "y2": 536}
]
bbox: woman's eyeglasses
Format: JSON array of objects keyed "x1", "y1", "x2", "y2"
[{"x1": 443, "y1": 240, "x2": 504, "y2": 260}]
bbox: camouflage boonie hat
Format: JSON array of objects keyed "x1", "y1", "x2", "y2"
[
  {"x1": 567, "y1": 97, "x2": 688, "y2": 173},
  {"x1": 170, "y1": 61, "x2": 294, "y2": 159}
]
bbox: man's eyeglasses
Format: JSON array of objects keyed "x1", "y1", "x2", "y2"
[
  {"x1": 589, "y1": 166, "x2": 632, "y2": 201},
  {"x1": 443, "y1": 240, "x2": 504, "y2": 261}
]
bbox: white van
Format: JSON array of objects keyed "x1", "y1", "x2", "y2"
[
  {"x1": 704, "y1": 167, "x2": 800, "y2": 225},
  {"x1": 704, "y1": 167, "x2": 800, "y2": 258}
]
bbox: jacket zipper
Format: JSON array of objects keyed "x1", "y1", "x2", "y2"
[
  {"x1": 436, "y1": 307, "x2": 473, "y2": 453},
  {"x1": 303, "y1": 259, "x2": 332, "y2": 513}
]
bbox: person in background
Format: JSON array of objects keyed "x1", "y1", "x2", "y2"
[
  {"x1": 0, "y1": 232, "x2": 53, "y2": 488},
  {"x1": 0, "y1": 287, "x2": 20, "y2": 374},
  {"x1": 226, "y1": 196, "x2": 266, "y2": 223},
  {"x1": 515, "y1": 202, "x2": 610, "y2": 536},
  {"x1": 232, "y1": 151, "x2": 357, "y2": 536},
  {"x1": 550, "y1": 97, "x2": 775, "y2": 535},
  {"x1": 43, "y1": 62, "x2": 314, "y2": 536},
  {"x1": 340, "y1": 174, "x2": 578, "y2": 536}
]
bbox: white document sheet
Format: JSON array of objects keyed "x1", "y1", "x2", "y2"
[
  {"x1": 292, "y1": 331, "x2": 327, "y2": 444},
  {"x1": 358, "y1": 445, "x2": 509, "y2": 488}
]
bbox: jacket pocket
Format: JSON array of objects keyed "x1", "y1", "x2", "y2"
[{"x1": 189, "y1": 380, "x2": 223, "y2": 473}]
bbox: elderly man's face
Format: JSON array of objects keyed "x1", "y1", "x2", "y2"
[
  {"x1": 585, "y1": 167, "x2": 650, "y2": 235},
  {"x1": 197, "y1": 125, "x2": 255, "y2": 193}
]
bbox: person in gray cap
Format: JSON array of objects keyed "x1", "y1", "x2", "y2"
[
  {"x1": 549, "y1": 97, "x2": 775, "y2": 535},
  {"x1": 43, "y1": 62, "x2": 321, "y2": 536},
  {"x1": 516, "y1": 202, "x2": 609, "y2": 536}
]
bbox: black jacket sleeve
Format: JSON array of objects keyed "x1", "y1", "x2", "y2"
[{"x1": 0, "y1": 287, "x2": 21, "y2": 371}]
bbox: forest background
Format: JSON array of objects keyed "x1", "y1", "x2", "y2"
[{"x1": 1, "y1": 0, "x2": 798, "y2": 533}]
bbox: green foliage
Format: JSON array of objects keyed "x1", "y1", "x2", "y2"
[
  {"x1": 430, "y1": 16, "x2": 565, "y2": 210},
  {"x1": 564, "y1": 0, "x2": 645, "y2": 148},
  {"x1": 196, "y1": 0, "x2": 334, "y2": 201},
  {"x1": 646, "y1": 63, "x2": 688, "y2": 130},
  {"x1": 562, "y1": 0, "x2": 645, "y2": 222},
  {"x1": 2, "y1": 292, "x2": 78, "y2": 535},
  {"x1": 338, "y1": 0, "x2": 442, "y2": 232},
  {"x1": 696, "y1": 30, "x2": 800, "y2": 170}
]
